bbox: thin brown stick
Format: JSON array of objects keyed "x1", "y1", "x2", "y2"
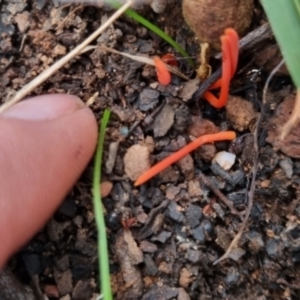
[
  {"x1": 213, "y1": 57, "x2": 285, "y2": 265},
  {"x1": 0, "y1": 0, "x2": 133, "y2": 114},
  {"x1": 213, "y1": 117, "x2": 260, "y2": 265},
  {"x1": 198, "y1": 173, "x2": 244, "y2": 218}
]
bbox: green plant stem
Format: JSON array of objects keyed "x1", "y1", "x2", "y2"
[{"x1": 93, "y1": 109, "x2": 112, "y2": 300}]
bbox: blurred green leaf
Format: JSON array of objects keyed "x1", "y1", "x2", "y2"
[
  {"x1": 261, "y1": 0, "x2": 300, "y2": 87},
  {"x1": 93, "y1": 109, "x2": 112, "y2": 300}
]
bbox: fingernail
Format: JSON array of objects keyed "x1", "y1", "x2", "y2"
[{"x1": 0, "y1": 94, "x2": 86, "y2": 121}]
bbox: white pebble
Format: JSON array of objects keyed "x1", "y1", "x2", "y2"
[{"x1": 212, "y1": 151, "x2": 236, "y2": 171}]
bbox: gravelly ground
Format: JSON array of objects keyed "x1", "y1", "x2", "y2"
[{"x1": 1, "y1": 1, "x2": 300, "y2": 299}]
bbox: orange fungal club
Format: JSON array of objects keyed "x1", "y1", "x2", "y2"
[
  {"x1": 203, "y1": 28, "x2": 239, "y2": 108},
  {"x1": 153, "y1": 56, "x2": 171, "y2": 85},
  {"x1": 134, "y1": 131, "x2": 236, "y2": 186}
]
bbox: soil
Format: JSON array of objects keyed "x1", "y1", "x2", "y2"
[{"x1": 1, "y1": 0, "x2": 300, "y2": 299}]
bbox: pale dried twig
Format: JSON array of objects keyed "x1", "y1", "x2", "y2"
[
  {"x1": 262, "y1": 58, "x2": 285, "y2": 105},
  {"x1": 261, "y1": 58, "x2": 299, "y2": 140},
  {"x1": 83, "y1": 45, "x2": 190, "y2": 80},
  {"x1": 0, "y1": 0, "x2": 133, "y2": 114},
  {"x1": 280, "y1": 88, "x2": 300, "y2": 140},
  {"x1": 213, "y1": 114, "x2": 260, "y2": 265},
  {"x1": 213, "y1": 56, "x2": 284, "y2": 264}
]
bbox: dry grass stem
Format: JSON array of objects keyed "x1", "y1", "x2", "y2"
[
  {"x1": 0, "y1": 0, "x2": 133, "y2": 114},
  {"x1": 83, "y1": 45, "x2": 190, "y2": 80},
  {"x1": 262, "y1": 58, "x2": 285, "y2": 105},
  {"x1": 213, "y1": 117, "x2": 260, "y2": 265},
  {"x1": 280, "y1": 88, "x2": 300, "y2": 140},
  {"x1": 198, "y1": 173, "x2": 244, "y2": 218}
]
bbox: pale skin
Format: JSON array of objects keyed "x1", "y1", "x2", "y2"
[{"x1": 0, "y1": 94, "x2": 98, "y2": 269}]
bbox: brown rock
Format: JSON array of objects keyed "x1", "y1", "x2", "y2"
[
  {"x1": 72, "y1": 280, "x2": 95, "y2": 300},
  {"x1": 267, "y1": 94, "x2": 300, "y2": 158},
  {"x1": 176, "y1": 154, "x2": 194, "y2": 180},
  {"x1": 100, "y1": 181, "x2": 113, "y2": 198},
  {"x1": 158, "y1": 261, "x2": 173, "y2": 274},
  {"x1": 179, "y1": 268, "x2": 194, "y2": 288},
  {"x1": 115, "y1": 229, "x2": 143, "y2": 298},
  {"x1": 124, "y1": 144, "x2": 151, "y2": 181},
  {"x1": 226, "y1": 96, "x2": 257, "y2": 131},
  {"x1": 43, "y1": 285, "x2": 59, "y2": 298},
  {"x1": 182, "y1": 0, "x2": 253, "y2": 49},
  {"x1": 188, "y1": 179, "x2": 203, "y2": 198},
  {"x1": 196, "y1": 143, "x2": 217, "y2": 162},
  {"x1": 178, "y1": 288, "x2": 191, "y2": 300},
  {"x1": 153, "y1": 104, "x2": 175, "y2": 137},
  {"x1": 188, "y1": 116, "x2": 219, "y2": 137},
  {"x1": 157, "y1": 166, "x2": 180, "y2": 184},
  {"x1": 53, "y1": 269, "x2": 73, "y2": 296},
  {"x1": 53, "y1": 43, "x2": 66, "y2": 56},
  {"x1": 254, "y1": 43, "x2": 289, "y2": 76},
  {"x1": 165, "y1": 185, "x2": 181, "y2": 200},
  {"x1": 139, "y1": 241, "x2": 158, "y2": 253},
  {"x1": 14, "y1": 11, "x2": 30, "y2": 33}
]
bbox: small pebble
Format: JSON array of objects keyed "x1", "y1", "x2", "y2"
[
  {"x1": 228, "y1": 247, "x2": 246, "y2": 261},
  {"x1": 124, "y1": 144, "x2": 151, "y2": 181},
  {"x1": 266, "y1": 238, "x2": 283, "y2": 258},
  {"x1": 179, "y1": 268, "x2": 194, "y2": 288},
  {"x1": 212, "y1": 202, "x2": 225, "y2": 220},
  {"x1": 166, "y1": 201, "x2": 185, "y2": 223},
  {"x1": 247, "y1": 231, "x2": 264, "y2": 253},
  {"x1": 212, "y1": 151, "x2": 236, "y2": 171},
  {"x1": 226, "y1": 96, "x2": 257, "y2": 132},
  {"x1": 279, "y1": 157, "x2": 293, "y2": 178},
  {"x1": 139, "y1": 241, "x2": 158, "y2": 253},
  {"x1": 201, "y1": 219, "x2": 214, "y2": 239},
  {"x1": 260, "y1": 179, "x2": 271, "y2": 188},
  {"x1": 177, "y1": 288, "x2": 191, "y2": 300},
  {"x1": 120, "y1": 126, "x2": 129, "y2": 137},
  {"x1": 106, "y1": 141, "x2": 120, "y2": 174},
  {"x1": 187, "y1": 116, "x2": 219, "y2": 137},
  {"x1": 153, "y1": 104, "x2": 175, "y2": 137},
  {"x1": 186, "y1": 204, "x2": 202, "y2": 228},
  {"x1": 187, "y1": 249, "x2": 202, "y2": 263},
  {"x1": 191, "y1": 225, "x2": 206, "y2": 243},
  {"x1": 177, "y1": 154, "x2": 195, "y2": 180},
  {"x1": 196, "y1": 144, "x2": 217, "y2": 162},
  {"x1": 144, "y1": 254, "x2": 158, "y2": 276},
  {"x1": 188, "y1": 179, "x2": 203, "y2": 198},
  {"x1": 138, "y1": 88, "x2": 160, "y2": 111},
  {"x1": 152, "y1": 231, "x2": 172, "y2": 243},
  {"x1": 100, "y1": 181, "x2": 113, "y2": 198},
  {"x1": 225, "y1": 267, "x2": 240, "y2": 286}
]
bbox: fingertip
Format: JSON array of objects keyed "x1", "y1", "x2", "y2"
[
  {"x1": 0, "y1": 94, "x2": 86, "y2": 121},
  {"x1": 0, "y1": 95, "x2": 98, "y2": 269}
]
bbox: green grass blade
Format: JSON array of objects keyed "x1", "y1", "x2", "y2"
[
  {"x1": 93, "y1": 109, "x2": 112, "y2": 300},
  {"x1": 109, "y1": 1, "x2": 194, "y2": 66},
  {"x1": 123, "y1": 8, "x2": 194, "y2": 66},
  {"x1": 261, "y1": 0, "x2": 300, "y2": 88}
]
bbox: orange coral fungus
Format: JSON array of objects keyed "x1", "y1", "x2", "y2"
[
  {"x1": 135, "y1": 131, "x2": 236, "y2": 186},
  {"x1": 203, "y1": 28, "x2": 239, "y2": 108}
]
